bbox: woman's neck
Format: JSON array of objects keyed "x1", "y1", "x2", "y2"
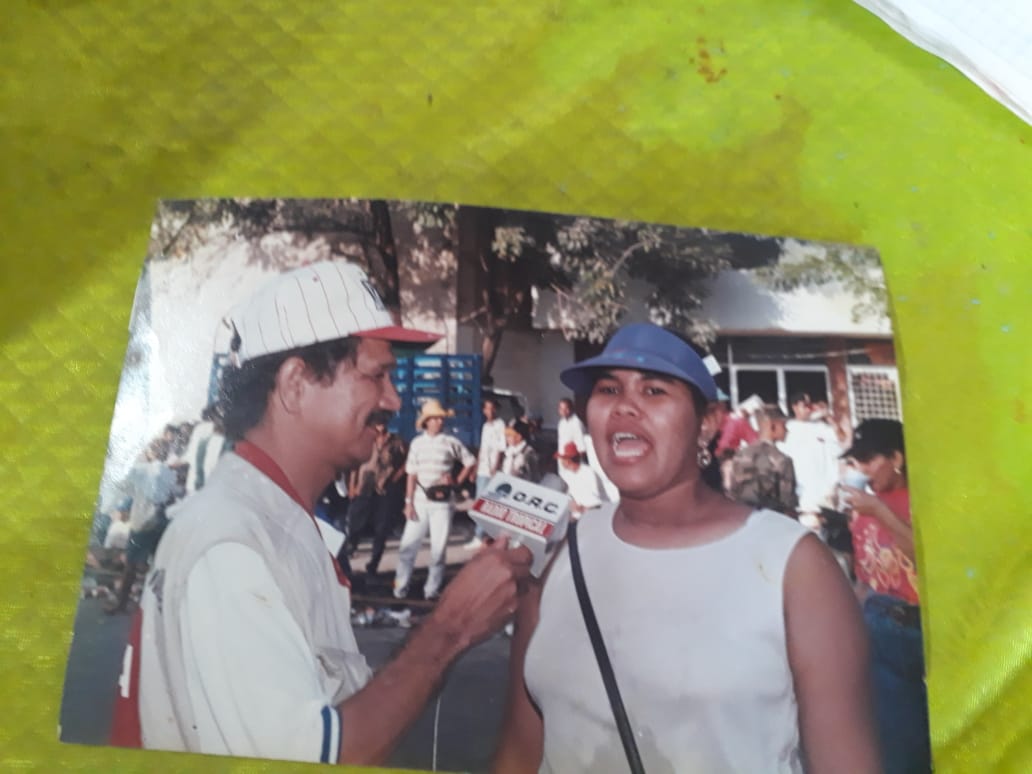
[
  {"x1": 617, "y1": 476, "x2": 721, "y2": 528},
  {"x1": 613, "y1": 481, "x2": 749, "y2": 549}
]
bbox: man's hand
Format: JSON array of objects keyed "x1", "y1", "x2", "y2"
[
  {"x1": 429, "y1": 536, "x2": 533, "y2": 651},
  {"x1": 404, "y1": 500, "x2": 417, "y2": 521},
  {"x1": 337, "y1": 539, "x2": 532, "y2": 766}
]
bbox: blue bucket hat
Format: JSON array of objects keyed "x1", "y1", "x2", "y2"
[{"x1": 559, "y1": 322, "x2": 718, "y2": 401}]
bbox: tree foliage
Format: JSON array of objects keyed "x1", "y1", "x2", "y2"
[
  {"x1": 148, "y1": 198, "x2": 397, "y2": 303},
  {"x1": 146, "y1": 199, "x2": 882, "y2": 384},
  {"x1": 752, "y1": 240, "x2": 888, "y2": 323},
  {"x1": 544, "y1": 216, "x2": 734, "y2": 344}
]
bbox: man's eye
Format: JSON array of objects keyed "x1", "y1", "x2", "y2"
[{"x1": 644, "y1": 385, "x2": 667, "y2": 396}]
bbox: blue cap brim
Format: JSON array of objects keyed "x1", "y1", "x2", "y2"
[{"x1": 560, "y1": 350, "x2": 717, "y2": 401}]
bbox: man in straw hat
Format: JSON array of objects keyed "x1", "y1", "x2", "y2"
[
  {"x1": 393, "y1": 398, "x2": 476, "y2": 601},
  {"x1": 113, "y1": 260, "x2": 532, "y2": 766}
]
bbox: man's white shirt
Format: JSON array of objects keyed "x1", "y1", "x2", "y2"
[
  {"x1": 405, "y1": 432, "x2": 476, "y2": 487},
  {"x1": 583, "y1": 435, "x2": 620, "y2": 504},
  {"x1": 565, "y1": 463, "x2": 605, "y2": 512},
  {"x1": 557, "y1": 415, "x2": 587, "y2": 454},
  {"x1": 778, "y1": 419, "x2": 842, "y2": 513},
  {"x1": 137, "y1": 453, "x2": 371, "y2": 764},
  {"x1": 477, "y1": 418, "x2": 507, "y2": 478},
  {"x1": 176, "y1": 544, "x2": 343, "y2": 762}
]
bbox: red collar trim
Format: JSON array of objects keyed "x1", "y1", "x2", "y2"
[
  {"x1": 234, "y1": 440, "x2": 350, "y2": 589},
  {"x1": 234, "y1": 440, "x2": 311, "y2": 513}
]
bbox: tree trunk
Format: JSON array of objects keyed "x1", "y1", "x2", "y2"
[
  {"x1": 481, "y1": 325, "x2": 506, "y2": 386},
  {"x1": 369, "y1": 199, "x2": 401, "y2": 313},
  {"x1": 457, "y1": 206, "x2": 505, "y2": 383}
]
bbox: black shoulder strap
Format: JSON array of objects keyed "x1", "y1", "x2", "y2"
[{"x1": 568, "y1": 519, "x2": 646, "y2": 774}]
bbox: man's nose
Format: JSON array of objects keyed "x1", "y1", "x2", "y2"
[{"x1": 382, "y1": 377, "x2": 402, "y2": 412}]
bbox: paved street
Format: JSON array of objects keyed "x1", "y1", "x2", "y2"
[{"x1": 60, "y1": 517, "x2": 513, "y2": 773}]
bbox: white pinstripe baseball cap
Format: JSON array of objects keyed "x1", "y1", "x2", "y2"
[{"x1": 228, "y1": 261, "x2": 440, "y2": 363}]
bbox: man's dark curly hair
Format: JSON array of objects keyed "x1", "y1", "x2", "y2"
[{"x1": 218, "y1": 337, "x2": 360, "y2": 442}]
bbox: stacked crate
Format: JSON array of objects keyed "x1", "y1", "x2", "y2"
[{"x1": 390, "y1": 354, "x2": 482, "y2": 450}]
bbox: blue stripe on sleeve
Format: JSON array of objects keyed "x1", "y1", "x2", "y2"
[{"x1": 320, "y1": 705, "x2": 331, "y2": 763}]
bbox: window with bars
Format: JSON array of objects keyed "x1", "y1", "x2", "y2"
[
  {"x1": 728, "y1": 366, "x2": 831, "y2": 413},
  {"x1": 847, "y1": 366, "x2": 903, "y2": 421}
]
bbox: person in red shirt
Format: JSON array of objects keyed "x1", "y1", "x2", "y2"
[
  {"x1": 840, "y1": 418, "x2": 929, "y2": 774},
  {"x1": 713, "y1": 399, "x2": 759, "y2": 460}
]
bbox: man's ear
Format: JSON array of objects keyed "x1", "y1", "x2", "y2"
[{"x1": 273, "y1": 356, "x2": 311, "y2": 416}]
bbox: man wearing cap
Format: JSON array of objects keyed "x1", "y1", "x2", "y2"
[
  {"x1": 838, "y1": 418, "x2": 927, "y2": 774},
  {"x1": 554, "y1": 441, "x2": 605, "y2": 517},
  {"x1": 114, "y1": 261, "x2": 531, "y2": 766},
  {"x1": 394, "y1": 398, "x2": 477, "y2": 601},
  {"x1": 728, "y1": 404, "x2": 799, "y2": 516}
]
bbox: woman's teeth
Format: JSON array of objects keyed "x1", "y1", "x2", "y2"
[{"x1": 612, "y1": 432, "x2": 648, "y2": 459}]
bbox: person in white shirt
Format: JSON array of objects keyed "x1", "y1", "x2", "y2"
[
  {"x1": 501, "y1": 419, "x2": 541, "y2": 482},
  {"x1": 779, "y1": 392, "x2": 843, "y2": 531},
  {"x1": 116, "y1": 261, "x2": 532, "y2": 766},
  {"x1": 181, "y1": 405, "x2": 229, "y2": 496},
  {"x1": 105, "y1": 437, "x2": 184, "y2": 615},
  {"x1": 554, "y1": 442, "x2": 605, "y2": 517},
  {"x1": 556, "y1": 397, "x2": 587, "y2": 490},
  {"x1": 582, "y1": 434, "x2": 620, "y2": 504},
  {"x1": 466, "y1": 398, "x2": 508, "y2": 548},
  {"x1": 102, "y1": 505, "x2": 132, "y2": 552}
]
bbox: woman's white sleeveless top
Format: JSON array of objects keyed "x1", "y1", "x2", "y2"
[{"x1": 524, "y1": 505, "x2": 809, "y2": 774}]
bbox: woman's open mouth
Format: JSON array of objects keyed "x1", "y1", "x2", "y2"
[{"x1": 611, "y1": 431, "x2": 651, "y2": 460}]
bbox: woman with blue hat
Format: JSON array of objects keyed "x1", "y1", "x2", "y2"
[{"x1": 495, "y1": 322, "x2": 879, "y2": 774}]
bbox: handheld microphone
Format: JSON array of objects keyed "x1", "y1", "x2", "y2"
[{"x1": 468, "y1": 472, "x2": 572, "y2": 577}]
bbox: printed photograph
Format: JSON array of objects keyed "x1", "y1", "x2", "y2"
[{"x1": 60, "y1": 198, "x2": 927, "y2": 773}]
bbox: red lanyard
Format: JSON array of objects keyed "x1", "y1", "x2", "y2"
[{"x1": 234, "y1": 441, "x2": 350, "y2": 588}]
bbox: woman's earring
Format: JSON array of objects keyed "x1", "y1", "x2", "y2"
[{"x1": 697, "y1": 442, "x2": 713, "y2": 469}]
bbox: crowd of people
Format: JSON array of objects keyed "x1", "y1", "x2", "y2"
[
  {"x1": 89, "y1": 378, "x2": 613, "y2": 614},
  {"x1": 88, "y1": 413, "x2": 229, "y2": 613},
  {"x1": 89, "y1": 257, "x2": 927, "y2": 773}
]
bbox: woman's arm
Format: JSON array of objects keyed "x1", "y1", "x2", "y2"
[
  {"x1": 843, "y1": 486, "x2": 915, "y2": 562},
  {"x1": 492, "y1": 580, "x2": 545, "y2": 773},
  {"x1": 784, "y1": 535, "x2": 881, "y2": 774}
]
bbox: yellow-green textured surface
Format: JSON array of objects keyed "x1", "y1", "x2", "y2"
[{"x1": 2, "y1": 0, "x2": 1030, "y2": 771}]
